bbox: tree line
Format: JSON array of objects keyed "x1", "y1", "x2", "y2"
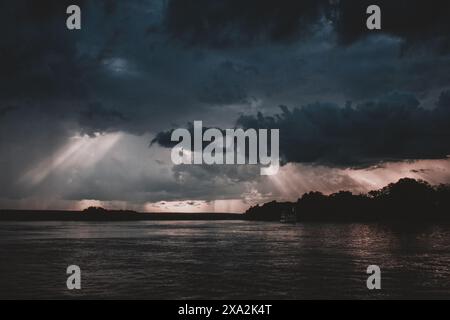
[{"x1": 244, "y1": 178, "x2": 450, "y2": 222}]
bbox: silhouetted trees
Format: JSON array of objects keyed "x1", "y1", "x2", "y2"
[
  {"x1": 244, "y1": 178, "x2": 450, "y2": 222},
  {"x1": 83, "y1": 206, "x2": 109, "y2": 214}
]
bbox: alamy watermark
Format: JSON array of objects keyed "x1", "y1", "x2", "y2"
[
  {"x1": 170, "y1": 121, "x2": 279, "y2": 176},
  {"x1": 66, "y1": 265, "x2": 81, "y2": 290},
  {"x1": 366, "y1": 265, "x2": 381, "y2": 290}
]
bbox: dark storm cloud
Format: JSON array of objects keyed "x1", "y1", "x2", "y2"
[
  {"x1": 0, "y1": 1, "x2": 89, "y2": 100},
  {"x1": 150, "y1": 123, "x2": 227, "y2": 149},
  {"x1": 3, "y1": 0, "x2": 450, "y2": 137},
  {"x1": 236, "y1": 91, "x2": 450, "y2": 167},
  {"x1": 0, "y1": 0, "x2": 201, "y2": 134},
  {"x1": 333, "y1": 0, "x2": 450, "y2": 52},
  {"x1": 150, "y1": 129, "x2": 177, "y2": 149},
  {"x1": 78, "y1": 102, "x2": 128, "y2": 137},
  {"x1": 2, "y1": 0, "x2": 450, "y2": 148},
  {"x1": 165, "y1": 0, "x2": 327, "y2": 47},
  {"x1": 153, "y1": 91, "x2": 450, "y2": 167},
  {"x1": 165, "y1": 0, "x2": 450, "y2": 52}
]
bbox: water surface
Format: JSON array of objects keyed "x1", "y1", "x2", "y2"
[{"x1": 1, "y1": 221, "x2": 450, "y2": 299}]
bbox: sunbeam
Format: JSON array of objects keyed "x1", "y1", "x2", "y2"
[{"x1": 20, "y1": 132, "x2": 122, "y2": 186}]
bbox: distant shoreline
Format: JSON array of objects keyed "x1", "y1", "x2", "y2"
[
  {"x1": 3, "y1": 178, "x2": 450, "y2": 223},
  {"x1": 2, "y1": 209, "x2": 450, "y2": 224},
  {"x1": 0, "y1": 209, "x2": 243, "y2": 222}
]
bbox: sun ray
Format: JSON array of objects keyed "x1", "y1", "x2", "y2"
[{"x1": 20, "y1": 133, "x2": 122, "y2": 186}]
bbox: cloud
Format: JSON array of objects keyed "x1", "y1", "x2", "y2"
[
  {"x1": 236, "y1": 91, "x2": 450, "y2": 166},
  {"x1": 333, "y1": 0, "x2": 450, "y2": 52},
  {"x1": 165, "y1": 0, "x2": 327, "y2": 47},
  {"x1": 150, "y1": 122, "x2": 230, "y2": 149},
  {"x1": 165, "y1": 0, "x2": 450, "y2": 52},
  {"x1": 3, "y1": 0, "x2": 450, "y2": 138},
  {"x1": 152, "y1": 91, "x2": 450, "y2": 167},
  {"x1": 78, "y1": 102, "x2": 128, "y2": 137}
]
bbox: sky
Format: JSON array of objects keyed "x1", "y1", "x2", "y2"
[{"x1": 1, "y1": 0, "x2": 450, "y2": 213}]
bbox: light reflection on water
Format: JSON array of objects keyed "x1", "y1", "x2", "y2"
[{"x1": 1, "y1": 221, "x2": 450, "y2": 299}]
